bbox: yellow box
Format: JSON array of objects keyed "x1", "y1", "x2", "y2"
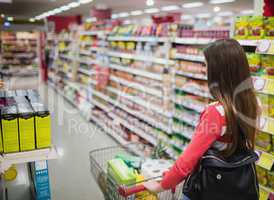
[
  {"x1": 35, "y1": 115, "x2": 51, "y2": 148},
  {"x1": 1, "y1": 111, "x2": 20, "y2": 153},
  {"x1": 19, "y1": 117, "x2": 35, "y2": 151}
]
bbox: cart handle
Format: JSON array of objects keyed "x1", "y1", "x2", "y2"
[{"x1": 118, "y1": 185, "x2": 146, "y2": 197}]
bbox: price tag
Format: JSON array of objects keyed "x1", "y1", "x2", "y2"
[
  {"x1": 257, "y1": 152, "x2": 274, "y2": 171},
  {"x1": 257, "y1": 40, "x2": 271, "y2": 53},
  {"x1": 253, "y1": 77, "x2": 266, "y2": 92},
  {"x1": 259, "y1": 188, "x2": 270, "y2": 200},
  {"x1": 265, "y1": 79, "x2": 274, "y2": 95}
]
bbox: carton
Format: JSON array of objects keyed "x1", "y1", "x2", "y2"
[
  {"x1": 1, "y1": 105, "x2": 19, "y2": 153},
  {"x1": 31, "y1": 102, "x2": 51, "y2": 149},
  {"x1": 16, "y1": 97, "x2": 35, "y2": 151}
]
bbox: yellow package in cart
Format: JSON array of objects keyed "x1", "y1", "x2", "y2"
[
  {"x1": 1, "y1": 106, "x2": 19, "y2": 153},
  {"x1": 35, "y1": 114, "x2": 51, "y2": 148}
]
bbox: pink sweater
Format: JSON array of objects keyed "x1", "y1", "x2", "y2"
[{"x1": 161, "y1": 103, "x2": 229, "y2": 189}]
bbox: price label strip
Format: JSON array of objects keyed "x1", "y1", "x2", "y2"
[
  {"x1": 257, "y1": 151, "x2": 274, "y2": 171},
  {"x1": 257, "y1": 40, "x2": 274, "y2": 55},
  {"x1": 253, "y1": 77, "x2": 274, "y2": 96},
  {"x1": 260, "y1": 117, "x2": 274, "y2": 135}
]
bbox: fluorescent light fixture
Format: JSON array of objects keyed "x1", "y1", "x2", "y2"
[
  {"x1": 29, "y1": 18, "x2": 35, "y2": 22},
  {"x1": 182, "y1": 2, "x2": 203, "y2": 8},
  {"x1": 196, "y1": 13, "x2": 211, "y2": 18},
  {"x1": 145, "y1": 8, "x2": 160, "y2": 14},
  {"x1": 209, "y1": 0, "x2": 235, "y2": 4},
  {"x1": 0, "y1": 0, "x2": 12, "y2": 3},
  {"x1": 111, "y1": 14, "x2": 119, "y2": 19},
  {"x1": 118, "y1": 12, "x2": 129, "y2": 18},
  {"x1": 217, "y1": 11, "x2": 233, "y2": 16},
  {"x1": 7, "y1": 16, "x2": 13, "y2": 21},
  {"x1": 68, "y1": 2, "x2": 80, "y2": 8},
  {"x1": 161, "y1": 5, "x2": 180, "y2": 12},
  {"x1": 60, "y1": 5, "x2": 70, "y2": 11},
  {"x1": 79, "y1": 0, "x2": 93, "y2": 4},
  {"x1": 1, "y1": 14, "x2": 5, "y2": 18},
  {"x1": 214, "y1": 6, "x2": 221, "y2": 12},
  {"x1": 181, "y1": 15, "x2": 193, "y2": 20},
  {"x1": 130, "y1": 10, "x2": 143, "y2": 16},
  {"x1": 240, "y1": 9, "x2": 254, "y2": 15},
  {"x1": 146, "y1": 0, "x2": 154, "y2": 6},
  {"x1": 86, "y1": 17, "x2": 96, "y2": 22}
]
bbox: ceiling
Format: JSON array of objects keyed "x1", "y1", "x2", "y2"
[{"x1": 0, "y1": 0, "x2": 254, "y2": 20}]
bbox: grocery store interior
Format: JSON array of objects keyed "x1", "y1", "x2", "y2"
[{"x1": 0, "y1": 0, "x2": 273, "y2": 200}]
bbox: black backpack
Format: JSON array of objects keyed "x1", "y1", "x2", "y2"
[{"x1": 182, "y1": 149, "x2": 260, "y2": 200}]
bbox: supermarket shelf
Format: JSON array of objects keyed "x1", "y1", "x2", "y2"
[
  {"x1": 176, "y1": 70, "x2": 207, "y2": 80},
  {"x1": 174, "y1": 99, "x2": 206, "y2": 113},
  {"x1": 79, "y1": 50, "x2": 91, "y2": 56},
  {"x1": 256, "y1": 149, "x2": 274, "y2": 171},
  {"x1": 65, "y1": 80, "x2": 90, "y2": 91},
  {"x1": 172, "y1": 127, "x2": 193, "y2": 140},
  {"x1": 253, "y1": 76, "x2": 274, "y2": 96},
  {"x1": 174, "y1": 114, "x2": 199, "y2": 127},
  {"x1": 259, "y1": 116, "x2": 274, "y2": 136},
  {"x1": 90, "y1": 114, "x2": 128, "y2": 146},
  {"x1": 108, "y1": 63, "x2": 163, "y2": 81},
  {"x1": 110, "y1": 75, "x2": 162, "y2": 98},
  {"x1": 59, "y1": 54, "x2": 74, "y2": 60},
  {"x1": 92, "y1": 90, "x2": 171, "y2": 133},
  {"x1": 107, "y1": 51, "x2": 174, "y2": 65},
  {"x1": 174, "y1": 53, "x2": 205, "y2": 62},
  {"x1": 90, "y1": 79, "x2": 97, "y2": 85},
  {"x1": 108, "y1": 36, "x2": 169, "y2": 43},
  {"x1": 107, "y1": 86, "x2": 172, "y2": 118},
  {"x1": 78, "y1": 67, "x2": 94, "y2": 76},
  {"x1": 259, "y1": 185, "x2": 274, "y2": 196},
  {"x1": 237, "y1": 39, "x2": 259, "y2": 47},
  {"x1": 77, "y1": 58, "x2": 102, "y2": 66},
  {"x1": 0, "y1": 147, "x2": 58, "y2": 173},
  {"x1": 173, "y1": 37, "x2": 215, "y2": 45},
  {"x1": 176, "y1": 87, "x2": 212, "y2": 99},
  {"x1": 79, "y1": 31, "x2": 105, "y2": 36}
]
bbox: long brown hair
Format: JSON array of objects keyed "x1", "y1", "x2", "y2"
[{"x1": 204, "y1": 39, "x2": 259, "y2": 156}]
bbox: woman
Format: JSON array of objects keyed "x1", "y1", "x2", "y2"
[{"x1": 144, "y1": 39, "x2": 259, "y2": 199}]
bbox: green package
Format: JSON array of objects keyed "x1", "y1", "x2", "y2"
[
  {"x1": 234, "y1": 16, "x2": 250, "y2": 39},
  {"x1": 107, "y1": 158, "x2": 136, "y2": 185},
  {"x1": 256, "y1": 131, "x2": 272, "y2": 152},
  {"x1": 264, "y1": 17, "x2": 274, "y2": 39},
  {"x1": 249, "y1": 16, "x2": 265, "y2": 39}
]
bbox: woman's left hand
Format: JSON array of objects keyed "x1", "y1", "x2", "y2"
[{"x1": 143, "y1": 180, "x2": 164, "y2": 193}]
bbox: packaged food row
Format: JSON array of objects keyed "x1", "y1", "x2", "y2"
[
  {"x1": 234, "y1": 16, "x2": 274, "y2": 39},
  {"x1": 246, "y1": 53, "x2": 274, "y2": 77},
  {"x1": 173, "y1": 45, "x2": 204, "y2": 56},
  {"x1": 257, "y1": 94, "x2": 274, "y2": 118},
  {"x1": 0, "y1": 90, "x2": 51, "y2": 153},
  {"x1": 256, "y1": 165, "x2": 274, "y2": 189},
  {"x1": 175, "y1": 60, "x2": 206, "y2": 75},
  {"x1": 256, "y1": 131, "x2": 274, "y2": 154}
]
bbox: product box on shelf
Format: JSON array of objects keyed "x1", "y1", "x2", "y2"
[
  {"x1": 1, "y1": 104, "x2": 20, "y2": 153},
  {"x1": 30, "y1": 102, "x2": 51, "y2": 149},
  {"x1": 15, "y1": 96, "x2": 35, "y2": 151}
]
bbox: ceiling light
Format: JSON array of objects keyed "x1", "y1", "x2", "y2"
[
  {"x1": 59, "y1": 5, "x2": 70, "y2": 12},
  {"x1": 86, "y1": 17, "x2": 96, "y2": 22},
  {"x1": 182, "y1": 2, "x2": 203, "y2": 8},
  {"x1": 79, "y1": 0, "x2": 93, "y2": 4},
  {"x1": 4, "y1": 21, "x2": 11, "y2": 27},
  {"x1": 1, "y1": 14, "x2": 5, "y2": 18},
  {"x1": 118, "y1": 12, "x2": 129, "y2": 18},
  {"x1": 161, "y1": 5, "x2": 180, "y2": 12},
  {"x1": 240, "y1": 10, "x2": 254, "y2": 15},
  {"x1": 29, "y1": 18, "x2": 35, "y2": 22},
  {"x1": 68, "y1": 2, "x2": 80, "y2": 8},
  {"x1": 145, "y1": 8, "x2": 160, "y2": 14},
  {"x1": 181, "y1": 15, "x2": 193, "y2": 20},
  {"x1": 214, "y1": 6, "x2": 221, "y2": 12},
  {"x1": 7, "y1": 16, "x2": 13, "y2": 21},
  {"x1": 209, "y1": 0, "x2": 235, "y2": 4},
  {"x1": 196, "y1": 13, "x2": 211, "y2": 18},
  {"x1": 130, "y1": 10, "x2": 143, "y2": 16},
  {"x1": 111, "y1": 14, "x2": 119, "y2": 19},
  {"x1": 146, "y1": 0, "x2": 154, "y2": 6},
  {"x1": 217, "y1": 11, "x2": 233, "y2": 16}
]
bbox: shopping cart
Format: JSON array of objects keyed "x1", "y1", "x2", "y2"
[{"x1": 89, "y1": 143, "x2": 183, "y2": 200}]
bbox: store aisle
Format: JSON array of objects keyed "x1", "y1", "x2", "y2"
[{"x1": 42, "y1": 85, "x2": 117, "y2": 200}]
